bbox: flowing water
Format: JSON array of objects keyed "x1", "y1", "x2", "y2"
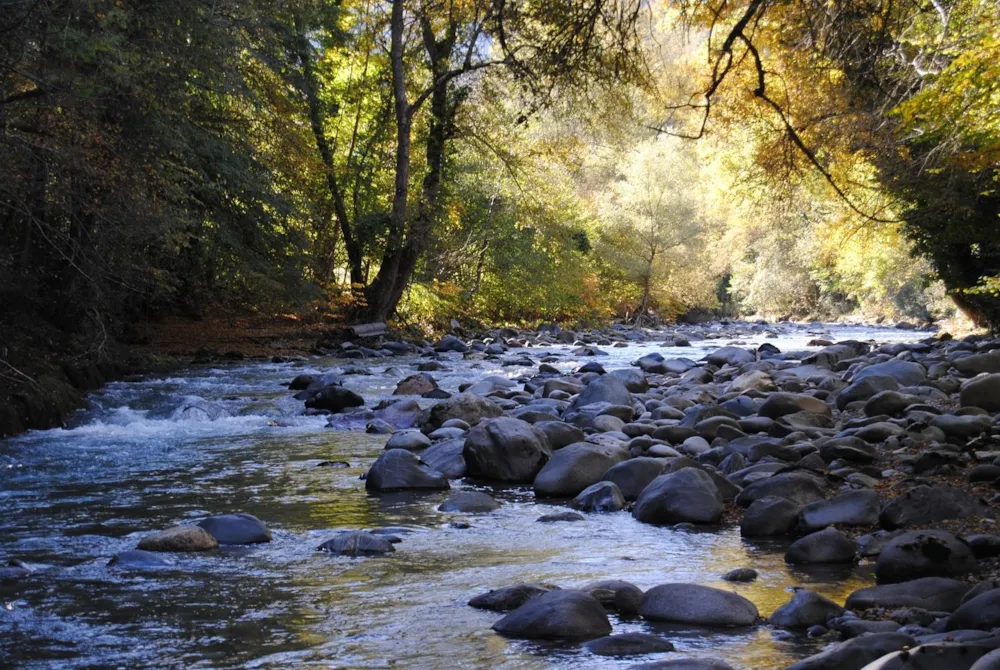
[{"x1": 0, "y1": 323, "x2": 928, "y2": 669}]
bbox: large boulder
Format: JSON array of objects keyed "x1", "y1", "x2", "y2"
[
  {"x1": 492, "y1": 589, "x2": 612, "y2": 640},
  {"x1": 758, "y1": 393, "x2": 831, "y2": 419},
  {"x1": 798, "y1": 490, "x2": 881, "y2": 533},
  {"x1": 317, "y1": 531, "x2": 395, "y2": 556},
  {"x1": 385, "y1": 429, "x2": 432, "y2": 451},
  {"x1": 425, "y1": 393, "x2": 502, "y2": 429},
  {"x1": 632, "y1": 467, "x2": 723, "y2": 525},
  {"x1": 580, "y1": 579, "x2": 644, "y2": 616},
  {"x1": 783, "y1": 633, "x2": 916, "y2": 670},
  {"x1": 947, "y1": 589, "x2": 1000, "y2": 631},
  {"x1": 785, "y1": 527, "x2": 856, "y2": 564},
  {"x1": 741, "y1": 496, "x2": 800, "y2": 537},
  {"x1": 639, "y1": 583, "x2": 759, "y2": 626},
  {"x1": 736, "y1": 472, "x2": 826, "y2": 508},
  {"x1": 571, "y1": 481, "x2": 626, "y2": 512},
  {"x1": 954, "y1": 349, "x2": 1000, "y2": 375},
  {"x1": 879, "y1": 485, "x2": 988, "y2": 529},
  {"x1": 584, "y1": 632, "x2": 675, "y2": 657},
  {"x1": 136, "y1": 526, "x2": 218, "y2": 552},
  {"x1": 533, "y1": 443, "x2": 629, "y2": 498},
  {"x1": 836, "y1": 374, "x2": 900, "y2": 410},
  {"x1": 846, "y1": 577, "x2": 971, "y2": 612},
  {"x1": 535, "y1": 421, "x2": 585, "y2": 449},
  {"x1": 469, "y1": 584, "x2": 555, "y2": 611},
  {"x1": 394, "y1": 373, "x2": 438, "y2": 396},
  {"x1": 373, "y1": 398, "x2": 422, "y2": 428},
  {"x1": 961, "y1": 374, "x2": 1000, "y2": 412},
  {"x1": 438, "y1": 491, "x2": 501, "y2": 513},
  {"x1": 434, "y1": 334, "x2": 468, "y2": 352},
  {"x1": 853, "y1": 360, "x2": 927, "y2": 386},
  {"x1": 601, "y1": 457, "x2": 668, "y2": 500},
  {"x1": 420, "y1": 438, "x2": 467, "y2": 479},
  {"x1": 705, "y1": 347, "x2": 755, "y2": 367},
  {"x1": 862, "y1": 642, "x2": 1000, "y2": 670},
  {"x1": 463, "y1": 417, "x2": 551, "y2": 483},
  {"x1": 875, "y1": 530, "x2": 978, "y2": 583},
  {"x1": 769, "y1": 590, "x2": 845, "y2": 629},
  {"x1": 304, "y1": 383, "x2": 364, "y2": 413},
  {"x1": 197, "y1": 513, "x2": 271, "y2": 545},
  {"x1": 365, "y1": 449, "x2": 450, "y2": 491},
  {"x1": 573, "y1": 374, "x2": 633, "y2": 408},
  {"x1": 609, "y1": 368, "x2": 649, "y2": 393}
]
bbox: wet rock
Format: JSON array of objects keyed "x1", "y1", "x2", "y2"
[
  {"x1": 876, "y1": 530, "x2": 978, "y2": 583},
  {"x1": 864, "y1": 641, "x2": 1000, "y2": 669},
  {"x1": 426, "y1": 393, "x2": 503, "y2": 429},
  {"x1": 463, "y1": 417, "x2": 552, "y2": 483},
  {"x1": 741, "y1": 496, "x2": 800, "y2": 537},
  {"x1": 492, "y1": 589, "x2": 612, "y2": 640},
  {"x1": 601, "y1": 457, "x2": 668, "y2": 501},
  {"x1": 783, "y1": 633, "x2": 916, "y2": 670},
  {"x1": 366, "y1": 419, "x2": 394, "y2": 434},
  {"x1": 534, "y1": 443, "x2": 629, "y2": 498},
  {"x1": 632, "y1": 467, "x2": 723, "y2": 525},
  {"x1": 373, "y1": 398, "x2": 422, "y2": 428},
  {"x1": 198, "y1": 513, "x2": 272, "y2": 545},
  {"x1": 770, "y1": 590, "x2": 845, "y2": 629},
  {"x1": 580, "y1": 579, "x2": 644, "y2": 615},
  {"x1": 722, "y1": 568, "x2": 758, "y2": 582},
  {"x1": 639, "y1": 583, "x2": 759, "y2": 626},
  {"x1": 137, "y1": 526, "x2": 219, "y2": 552},
  {"x1": 317, "y1": 531, "x2": 395, "y2": 556},
  {"x1": 798, "y1": 489, "x2": 881, "y2": 532},
  {"x1": 420, "y1": 438, "x2": 466, "y2": 479},
  {"x1": 833, "y1": 619, "x2": 902, "y2": 638},
  {"x1": 438, "y1": 491, "x2": 501, "y2": 513},
  {"x1": 434, "y1": 335, "x2": 468, "y2": 353},
  {"x1": 536, "y1": 511, "x2": 586, "y2": 523},
  {"x1": 365, "y1": 449, "x2": 450, "y2": 491},
  {"x1": 736, "y1": 472, "x2": 827, "y2": 508},
  {"x1": 385, "y1": 429, "x2": 432, "y2": 451},
  {"x1": 585, "y1": 632, "x2": 675, "y2": 657},
  {"x1": 846, "y1": 578, "x2": 971, "y2": 612},
  {"x1": 536, "y1": 421, "x2": 585, "y2": 449},
  {"x1": 571, "y1": 481, "x2": 626, "y2": 512},
  {"x1": 469, "y1": 583, "x2": 557, "y2": 611},
  {"x1": 785, "y1": 527, "x2": 856, "y2": 564},
  {"x1": 879, "y1": 485, "x2": 988, "y2": 529},
  {"x1": 108, "y1": 550, "x2": 171, "y2": 567},
  {"x1": 627, "y1": 659, "x2": 735, "y2": 670},
  {"x1": 394, "y1": 373, "x2": 438, "y2": 396},
  {"x1": 947, "y1": 589, "x2": 1000, "y2": 630},
  {"x1": 304, "y1": 384, "x2": 365, "y2": 413}
]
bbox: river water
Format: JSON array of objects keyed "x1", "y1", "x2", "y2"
[{"x1": 0, "y1": 323, "x2": 928, "y2": 669}]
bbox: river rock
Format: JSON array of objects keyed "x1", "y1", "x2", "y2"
[
  {"x1": 837, "y1": 374, "x2": 901, "y2": 410},
  {"x1": 317, "y1": 531, "x2": 395, "y2": 556},
  {"x1": 601, "y1": 457, "x2": 668, "y2": 500},
  {"x1": 108, "y1": 550, "x2": 172, "y2": 567},
  {"x1": 639, "y1": 583, "x2": 758, "y2": 626},
  {"x1": 574, "y1": 374, "x2": 633, "y2": 408},
  {"x1": 932, "y1": 413, "x2": 993, "y2": 440},
  {"x1": 785, "y1": 527, "x2": 856, "y2": 564},
  {"x1": 627, "y1": 660, "x2": 735, "y2": 670},
  {"x1": 469, "y1": 583, "x2": 556, "y2": 611},
  {"x1": 534, "y1": 443, "x2": 629, "y2": 497},
  {"x1": 759, "y1": 393, "x2": 831, "y2": 419},
  {"x1": 394, "y1": 373, "x2": 438, "y2": 395},
  {"x1": 536, "y1": 511, "x2": 585, "y2": 522},
  {"x1": 722, "y1": 568, "x2": 758, "y2": 582},
  {"x1": 365, "y1": 449, "x2": 450, "y2": 491},
  {"x1": 798, "y1": 489, "x2": 881, "y2": 532},
  {"x1": 197, "y1": 513, "x2": 271, "y2": 545},
  {"x1": 973, "y1": 649, "x2": 1000, "y2": 669},
  {"x1": 571, "y1": 481, "x2": 626, "y2": 512},
  {"x1": 879, "y1": 485, "x2": 988, "y2": 529},
  {"x1": 463, "y1": 417, "x2": 551, "y2": 483},
  {"x1": 304, "y1": 384, "x2": 364, "y2": 413},
  {"x1": 374, "y1": 398, "x2": 422, "y2": 428},
  {"x1": 632, "y1": 467, "x2": 723, "y2": 525},
  {"x1": 584, "y1": 632, "x2": 675, "y2": 656},
  {"x1": 137, "y1": 526, "x2": 219, "y2": 552},
  {"x1": 863, "y1": 641, "x2": 1000, "y2": 669},
  {"x1": 853, "y1": 361, "x2": 927, "y2": 386},
  {"x1": 846, "y1": 577, "x2": 971, "y2": 612},
  {"x1": 420, "y1": 438, "x2": 466, "y2": 478},
  {"x1": 706, "y1": 346, "x2": 755, "y2": 367},
  {"x1": 438, "y1": 491, "x2": 501, "y2": 513},
  {"x1": 864, "y1": 390, "x2": 926, "y2": 417},
  {"x1": 876, "y1": 530, "x2": 978, "y2": 583},
  {"x1": 783, "y1": 633, "x2": 917, "y2": 670},
  {"x1": 736, "y1": 472, "x2": 827, "y2": 507},
  {"x1": 434, "y1": 335, "x2": 468, "y2": 352},
  {"x1": 580, "y1": 579, "x2": 644, "y2": 615},
  {"x1": 741, "y1": 496, "x2": 800, "y2": 537},
  {"x1": 770, "y1": 590, "x2": 845, "y2": 629},
  {"x1": 610, "y1": 368, "x2": 649, "y2": 393},
  {"x1": 426, "y1": 393, "x2": 502, "y2": 428},
  {"x1": 536, "y1": 421, "x2": 585, "y2": 449},
  {"x1": 954, "y1": 350, "x2": 1000, "y2": 376},
  {"x1": 385, "y1": 429, "x2": 432, "y2": 451},
  {"x1": 947, "y1": 589, "x2": 1000, "y2": 630},
  {"x1": 492, "y1": 589, "x2": 612, "y2": 640}
]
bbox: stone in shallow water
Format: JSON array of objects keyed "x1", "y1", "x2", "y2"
[
  {"x1": 639, "y1": 583, "x2": 758, "y2": 626},
  {"x1": 721, "y1": 568, "x2": 758, "y2": 583},
  {"x1": 782, "y1": 632, "x2": 916, "y2": 670},
  {"x1": 846, "y1": 577, "x2": 971, "y2": 612},
  {"x1": 492, "y1": 589, "x2": 612, "y2": 640},
  {"x1": 108, "y1": 550, "x2": 172, "y2": 568},
  {"x1": 536, "y1": 511, "x2": 585, "y2": 523},
  {"x1": 875, "y1": 530, "x2": 978, "y2": 583},
  {"x1": 769, "y1": 590, "x2": 845, "y2": 629},
  {"x1": 317, "y1": 531, "x2": 395, "y2": 556},
  {"x1": 137, "y1": 526, "x2": 218, "y2": 552},
  {"x1": 584, "y1": 632, "x2": 675, "y2": 657},
  {"x1": 580, "y1": 579, "x2": 644, "y2": 615},
  {"x1": 468, "y1": 584, "x2": 556, "y2": 612},
  {"x1": 365, "y1": 449, "x2": 450, "y2": 491},
  {"x1": 198, "y1": 513, "x2": 272, "y2": 545},
  {"x1": 437, "y1": 491, "x2": 500, "y2": 513}
]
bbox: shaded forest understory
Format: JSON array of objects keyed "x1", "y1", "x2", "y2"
[{"x1": 2, "y1": 0, "x2": 999, "y2": 432}]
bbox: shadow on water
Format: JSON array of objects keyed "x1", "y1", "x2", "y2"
[{"x1": 0, "y1": 326, "x2": 925, "y2": 669}]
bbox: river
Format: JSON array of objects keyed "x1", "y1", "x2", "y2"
[{"x1": 0, "y1": 322, "x2": 929, "y2": 669}]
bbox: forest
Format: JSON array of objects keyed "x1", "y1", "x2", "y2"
[{"x1": 1, "y1": 0, "x2": 998, "y2": 343}]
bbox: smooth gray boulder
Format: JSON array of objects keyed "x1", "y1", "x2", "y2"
[
  {"x1": 736, "y1": 472, "x2": 827, "y2": 508},
  {"x1": 197, "y1": 513, "x2": 271, "y2": 545},
  {"x1": 571, "y1": 481, "x2": 626, "y2": 512},
  {"x1": 853, "y1": 360, "x2": 927, "y2": 386},
  {"x1": 438, "y1": 491, "x2": 501, "y2": 513},
  {"x1": 420, "y1": 438, "x2": 466, "y2": 479},
  {"x1": 846, "y1": 578, "x2": 971, "y2": 612},
  {"x1": 954, "y1": 350, "x2": 1000, "y2": 375},
  {"x1": 469, "y1": 584, "x2": 555, "y2": 611},
  {"x1": 876, "y1": 530, "x2": 978, "y2": 583},
  {"x1": 639, "y1": 583, "x2": 758, "y2": 626},
  {"x1": 365, "y1": 449, "x2": 450, "y2": 491},
  {"x1": 741, "y1": 496, "x2": 800, "y2": 537},
  {"x1": 948, "y1": 589, "x2": 1000, "y2": 631},
  {"x1": 534, "y1": 443, "x2": 629, "y2": 497},
  {"x1": 584, "y1": 632, "x2": 675, "y2": 657},
  {"x1": 580, "y1": 579, "x2": 644, "y2": 615},
  {"x1": 317, "y1": 531, "x2": 395, "y2": 556},
  {"x1": 769, "y1": 590, "x2": 845, "y2": 629},
  {"x1": 385, "y1": 429, "x2": 432, "y2": 451},
  {"x1": 798, "y1": 489, "x2": 881, "y2": 532},
  {"x1": 574, "y1": 374, "x2": 633, "y2": 408},
  {"x1": 536, "y1": 421, "x2": 585, "y2": 449},
  {"x1": 632, "y1": 467, "x2": 723, "y2": 525},
  {"x1": 759, "y1": 393, "x2": 831, "y2": 419},
  {"x1": 463, "y1": 417, "x2": 551, "y2": 483},
  {"x1": 879, "y1": 485, "x2": 988, "y2": 529},
  {"x1": 836, "y1": 374, "x2": 900, "y2": 410},
  {"x1": 783, "y1": 633, "x2": 916, "y2": 670},
  {"x1": 426, "y1": 393, "x2": 502, "y2": 428},
  {"x1": 601, "y1": 457, "x2": 668, "y2": 500},
  {"x1": 492, "y1": 589, "x2": 612, "y2": 640},
  {"x1": 864, "y1": 641, "x2": 1000, "y2": 669},
  {"x1": 786, "y1": 527, "x2": 856, "y2": 564}
]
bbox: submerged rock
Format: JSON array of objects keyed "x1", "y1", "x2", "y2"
[
  {"x1": 584, "y1": 632, "x2": 675, "y2": 657},
  {"x1": 438, "y1": 491, "x2": 501, "y2": 513}
]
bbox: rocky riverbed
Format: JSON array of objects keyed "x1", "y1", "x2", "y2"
[{"x1": 3, "y1": 320, "x2": 1000, "y2": 668}]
